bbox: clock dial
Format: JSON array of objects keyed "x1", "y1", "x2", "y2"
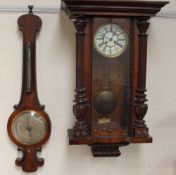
[
  {"x1": 94, "y1": 24, "x2": 128, "y2": 58},
  {"x1": 12, "y1": 111, "x2": 48, "y2": 145}
]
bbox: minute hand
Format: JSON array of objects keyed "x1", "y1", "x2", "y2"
[
  {"x1": 109, "y1": 32, "x2": 116, "y2": 42},
  {"x1": 117, "y1": 32, "x2": 123, "y2": 37},
  {"x1": 116, "y1": 42, "x2": 123, "y2": 48}
]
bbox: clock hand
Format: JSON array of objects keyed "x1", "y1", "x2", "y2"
[
  {"x1": 116, "y1": 42, "x2": 123, "y2": 48},
  {"x1": 104, "y1": 32, "x2": 116, "y2": 41},
  {"x1": 104, "y1": 36, "x2": 111, "y2": 40},
  {"x1": 117, "y1": 32, "x2": 123, "y2": 37},
  {"x1": 109, "y1": 32, "x2": 116, "y2": 42},
  {"x1": 104, "y1": 33, "x2": 116, "y2": 44}
]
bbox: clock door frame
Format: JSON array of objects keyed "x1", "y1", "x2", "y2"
[{"x1": 91, "y1": 17, "x2": 133, "y2": 142}]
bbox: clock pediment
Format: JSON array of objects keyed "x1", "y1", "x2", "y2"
[{"x1": 62, "y1": 0, "x2": 169, "y2": 18}]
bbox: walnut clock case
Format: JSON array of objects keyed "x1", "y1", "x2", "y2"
[
  {"x1": 62, "y1": 0, "x2": 168, "y2": 157},
  {"x1": 7, "y1": 6, "x2": 51, "y2": 172}
]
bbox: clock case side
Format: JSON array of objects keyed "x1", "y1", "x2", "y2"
[
  {"x1": 63, "y1": 0, "x2": 168, "y2": 156},
  {"x1": 68, "y1": 16, "x2": 92, "y2": 143}
]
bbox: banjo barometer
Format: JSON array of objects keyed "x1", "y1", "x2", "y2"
[
  {"x1": 62, "y1": 0, "x2": 168, "y2": 157},
  {"x1": 7, "y1": 6, "x2": 51, "y2": 172}
]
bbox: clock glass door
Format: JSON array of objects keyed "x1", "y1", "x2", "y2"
[{"x1": 92, "y1": 18, "x2": 132, "y2": 138}]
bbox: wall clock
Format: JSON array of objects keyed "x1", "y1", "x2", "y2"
[
  {"x1": 7, "y1": 6, "x2": 51, "y2": 172},
  {"x1": 62, "y1": 0, "x2": 168, "y2": 157}
]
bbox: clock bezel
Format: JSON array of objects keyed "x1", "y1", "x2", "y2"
[{"x1": 93, "y1": 23, "x2": 129, "y2": 58}]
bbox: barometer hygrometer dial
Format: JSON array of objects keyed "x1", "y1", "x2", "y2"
[{"x1": 7, "y1": 6, "x2": 51, "y2": 172}]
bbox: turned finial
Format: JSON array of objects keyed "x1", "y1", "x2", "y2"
[{"x1": 28, "y1": 5, "x2": 33, "y2": 14}]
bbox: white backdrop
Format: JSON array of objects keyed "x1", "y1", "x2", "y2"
[{"x1": 0, "y1": 0, "x2": 175, "y2": 175}]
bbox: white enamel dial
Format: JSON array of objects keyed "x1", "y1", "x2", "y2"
[{"x1": 94, "y1": 23, "x2": 128, "y2": 58}]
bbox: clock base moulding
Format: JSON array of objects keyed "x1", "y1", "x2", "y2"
[{"x1": 68, "y1": 129, "x2": 152, "y2": 156}]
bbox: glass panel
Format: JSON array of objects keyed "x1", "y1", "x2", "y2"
[
  {"x1": 12, "y1": 110, "x2": 47, "y2": 145},
  {"x1": 92, "y1": 19, "x2": 131, "y2": 136}
]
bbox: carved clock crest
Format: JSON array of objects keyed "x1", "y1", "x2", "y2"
[
  {"x1": 62, "y1": 0, "x2": 168, "y2": 157},
  {"x1": 7, "y1": 6, "x2": 51, "y2": 172}
]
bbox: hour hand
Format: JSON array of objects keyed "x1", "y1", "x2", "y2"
[{"x1": 98, "y1": 41, "x2": 105, "y2": 47}]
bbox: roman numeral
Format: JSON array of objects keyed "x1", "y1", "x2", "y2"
[
  {"x1": 110, "y1": 48, "x2": 112, "y2": 54},
  {"x1": 117, "y1": 32, "x2": 123, "y2": 37},
  {"x1": 98, "y1": 42, "x2": 105, "y2": 47},
  {"x1": 117, "y1": 42, "x2": 123, "y2": 48},
  {"x1": 103, "y1": 46, "x2": 107, "y2": 52},
  {"x1": 115, "y1": 27, "x2": 121, "y2": 33},
  {"x1": 100, "y1": 28, "x2": 106, "y2": 34},
  {"x1": 113, "y1": 26, "x2": 118, "y2": 32},
  {"x1": 115, "y1": 48, "x2": 118, "y2": 52},
  {"x1": 97, "y1": 32, "x2": 103, "y2": 37},
  {"x1": 97, "y1": 38, "x2": 103, "y2": 42},
  {"x1": 110, "y1": 25, "x2": 113, "y2": 31},
  {"x1": 103, "y1": 27, "x2": 108, "y2": 32},
  {"x1": 118, "y1": 38, "x2": 125, "y2": 41},
  {"x1": 105, "y1": 26, "x2": 111, "y2": 32}
]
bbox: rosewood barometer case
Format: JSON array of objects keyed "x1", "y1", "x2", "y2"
[
  {"x1": 7, "y1": 6, "x2": 51, "y2": 172},
  {"x1": 62, "y1": 0, "x2": 168, "y2": 157}
]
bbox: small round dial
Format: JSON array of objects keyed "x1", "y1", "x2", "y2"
[
  {"x1": 12, "y1": 110, "x2": 48, "y2": 145},
  {"x1": 94, "y1": 23, "x2": 128, "y2": 58}
]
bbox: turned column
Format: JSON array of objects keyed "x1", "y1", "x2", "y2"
[
  {"x1": 134, "y1": 17, "x2": 150, "y2": 137},
  {"x1": 72, "y1": 15, "x2": 88, "y2": 137}
]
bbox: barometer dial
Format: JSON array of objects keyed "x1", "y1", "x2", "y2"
[{"x1": 12, "y1": 111, "x2": 48, "y2": 145}]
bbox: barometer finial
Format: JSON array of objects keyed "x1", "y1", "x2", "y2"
[{"x1": 28, "y1": 5, "x2": 33, "y2": 14}]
